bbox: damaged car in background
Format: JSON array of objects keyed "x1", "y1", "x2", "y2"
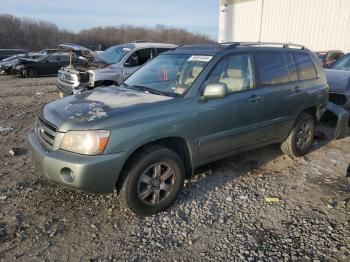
[
  {"x1": 325, "y1": 53, "x2": 350, "y2": 121},
  {"x1": 57, "y1": 42, "x2": 177, "y2": 96},
  {"x1": 14, "y1": 52, "x2": 85, "y2": 78},
  {"x1": 0, "y1": 53, "x2": 44, "y2": 74}
]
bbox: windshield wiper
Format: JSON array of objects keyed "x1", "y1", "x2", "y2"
[
  {"x1": 121, "y1": 83, "x2": 178, "y2": 97},
  {"x1": 120, "y1": 82, "x2": 139, "y2": 91},
  {"x1": 132, "y1": 85, "x2": 177, "y2": 97}
]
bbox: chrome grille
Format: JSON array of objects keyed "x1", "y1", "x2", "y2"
[
  {"x1": 58, "y1": 70, "x2": 76, "y2": 85},
  {"x1": 35, "y1": 116, "x2": 57, "y2": 149}
]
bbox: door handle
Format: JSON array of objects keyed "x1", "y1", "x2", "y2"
[
  {"x1": 248, "y1": 95, "x2": 261, "y2": 103},
  {"x1": 294, "y1": 86, "x2": 301, "y2": 93}
]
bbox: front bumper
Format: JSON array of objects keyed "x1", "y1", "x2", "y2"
[
  {"x1": 27, "y1": 131, "x2": 127, "y2": 193},
  {"x1": 57, "y1": 80, "x2": 91, "y2": 96},
  {"x1": 57, "y1": 80, "x2": 74, "y2": 96}
]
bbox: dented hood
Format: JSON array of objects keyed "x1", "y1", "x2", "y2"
[
  {"x1": 42, "y1": 86, "x2": 173, "y2": 132},
  {"x1": 59, "y1": 43, "x2": 95, "y2": 60}
]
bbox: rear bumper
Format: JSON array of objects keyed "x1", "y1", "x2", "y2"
[{"x1": 27, "y1": 131, "x2": 127, "y2": 193}]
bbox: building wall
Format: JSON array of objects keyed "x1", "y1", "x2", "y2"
[{"x1": 219, "y1": 0, "x2": 350, "y2": 52}]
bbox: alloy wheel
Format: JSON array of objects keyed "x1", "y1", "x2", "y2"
[
  {"x1": 296, "y1": 121, "x2": 312, "y2": 150},
  {"x1": 137, "y1": 162, "x2": 176, "y2": 205}
]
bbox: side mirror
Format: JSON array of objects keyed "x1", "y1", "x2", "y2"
[{"x1": 202, "y1": 83, "x2": 228, "y2": 100}]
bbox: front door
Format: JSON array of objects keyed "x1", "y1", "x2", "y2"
[
  {"x1": 123, "y1": 48, "x2": 153, "y2": 78},
  {"x1": 197, "y1": 53, "x2": 264, "y2": 163}
]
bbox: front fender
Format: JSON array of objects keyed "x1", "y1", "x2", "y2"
[{"x1": 91, "y1": 66, "x2": 123, "y2": 84}]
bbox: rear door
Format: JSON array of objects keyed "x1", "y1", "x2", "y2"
[
  {"x1": 292, "y1": 51, "x2": 323, "y2": 110},
  {"x1": 197, "y1": 53, "x2": 265, "y2": 162},
  {"x1": 254, "y1": 51, "x2": 304, "y2": 143}
]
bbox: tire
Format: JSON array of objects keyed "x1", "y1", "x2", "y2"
[
  {"x1": 119, "y1": 145, "x2": 185, "y2": 216},
  {"x1": 281, "y1": 113, "x2": 315, "y2": 157},
  {"x1": 24, "y1": 68, "x2": 37, "y2": 78}
]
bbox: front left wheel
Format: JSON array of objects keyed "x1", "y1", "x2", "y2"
[
  {"x1": 119, "y1": 145, "x2": 185, "y2": 216},
  {"x1": 24, "y1": 68, "x2": 37, "y2": 78}
]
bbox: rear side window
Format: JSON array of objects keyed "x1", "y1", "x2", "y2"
[
  {"x1": 293, "y1": 52, "x2": 318, "y2": 80},
  {"x1": 285, "y1": 53, "x2": 299, "y2": 82},
  {"x1": 256, "y1": 52, "x2": 289, "y2": 85}
]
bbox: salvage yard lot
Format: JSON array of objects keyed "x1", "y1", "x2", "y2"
[{"x1": 0, "y1": 75, "x2": 350, "y2": 261}]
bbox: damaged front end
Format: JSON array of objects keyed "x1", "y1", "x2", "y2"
[{"x1": 57, "y1": 44, "x2": 109, "y2": 95}]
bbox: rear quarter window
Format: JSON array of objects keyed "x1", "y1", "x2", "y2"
[
  {"x1": 293, "y1": 52, "x2": 318, "y2": 80},
  {"x1": 255, "y1": 52, "x2": 289, "y2": 85}
]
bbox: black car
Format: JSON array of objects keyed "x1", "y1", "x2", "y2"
[
  {"x1": 0, "y1": 49, "x2": 28, "y2": 61},
  {"x1": 14, "y1": 53, "x2": 83, "y2": 78},
  {"x1": 0, "y1": 53, "x2": 43, "y2": 74}
]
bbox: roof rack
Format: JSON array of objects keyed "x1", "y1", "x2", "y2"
[{"x1": 221, "y1": 42, "x2": 305, "y2": 50}]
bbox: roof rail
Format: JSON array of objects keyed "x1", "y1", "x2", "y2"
[{"x1": 221, "y1": 41, "x2": 305, "y2": 50}]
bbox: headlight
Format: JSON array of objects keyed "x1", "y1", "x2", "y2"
[{"x1": 60, "y1": 130, "x2": 110, "y2": 155}]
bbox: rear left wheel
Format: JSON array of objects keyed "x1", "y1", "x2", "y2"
[{"x1": 281, "y1": 113, "x2": 315, "y2": 157}]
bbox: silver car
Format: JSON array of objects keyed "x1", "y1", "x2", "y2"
[{"x1": 57, "y1": 42, "x2": 177, "y2": 96}]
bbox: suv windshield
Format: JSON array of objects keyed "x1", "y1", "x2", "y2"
[
  {"x1": 330, "y1": 54, "x2": 350, "y2": 70},
  {"x1": 97, "y1": 45, "x2": 133, "y2": 64},
  {"x1": 124, "y1": 54, "x2": 212, "y2": 96}
]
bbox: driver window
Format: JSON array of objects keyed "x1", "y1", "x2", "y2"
[
  {"x1": 205, "y1": 54, "x2": 255, "y2": 93},
  {"x1": 125, "y1": 48, "x2": 152, "y2": 67}
]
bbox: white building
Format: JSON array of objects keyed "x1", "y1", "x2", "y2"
[{"x1": 218, "y1": 0, "x2": 350, "y2": 52}]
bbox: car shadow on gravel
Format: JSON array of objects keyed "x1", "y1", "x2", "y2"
[
  {"x1": 174, "y1": 143, "x2": 285, "y2": 206},
  {"x1": 173, "y1": 126, "x2": 347, "y2": 208}
]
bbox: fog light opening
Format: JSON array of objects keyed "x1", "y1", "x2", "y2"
[{"x1": 60, "y1": 167, "x2": 74, "y2": 183}]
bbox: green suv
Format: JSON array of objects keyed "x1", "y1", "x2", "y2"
[{"x1": 28, "y1": 42, "x2": 329, "y2": 216}]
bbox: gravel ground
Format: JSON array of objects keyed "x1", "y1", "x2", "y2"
[{"x1": 0, "y1": 75, "x2": 350, "y2": 261}]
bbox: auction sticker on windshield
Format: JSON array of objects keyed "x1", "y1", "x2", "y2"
[{"x1": 188, "y1": 55, "x2": 213, "y2": 62}]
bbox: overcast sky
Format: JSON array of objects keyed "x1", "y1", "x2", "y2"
[{"x1": 2, "y1": 0, "x2": 219, "y2": 39}]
